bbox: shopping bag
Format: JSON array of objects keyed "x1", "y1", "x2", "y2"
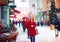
[
  {"x1": 35, "y1": 29, "x2": 39, "y2": 35},
  {"x1": 50, "y1": 24, "x2": 55, "y2": 30}
]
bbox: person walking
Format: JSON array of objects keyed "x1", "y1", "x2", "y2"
[
  {"x1": 22, "y1": 18, "x2": 26, "y2": 32},
  {"x1": 12, "y1": 20, "x2": 15, "y2": 25},
  {"x1": 54, "y1": 14, "x2": 59, "y2": 37},
  {"x1": 19, "y1": 20, "x2": 21, "y2": 27},
  {"x1": 0, "y1": 22, "x2": 2, "y2": 29},
  {"x1": 26, "y1": 15, "x2": 36, "y2": 42},
  {"x1": 58, "y1": 18, "x2": 60, "y2": 31}
]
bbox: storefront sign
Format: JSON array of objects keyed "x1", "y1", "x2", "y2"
[{"x1": 0, "y1": 0, "x2": 8, "y2": 6}]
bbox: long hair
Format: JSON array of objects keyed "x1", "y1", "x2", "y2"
[{"x1": 29, "y1": 14, "x2": 35, "y2": 21}]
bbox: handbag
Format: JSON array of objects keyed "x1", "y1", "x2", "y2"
[
  {"x1": 35, "y1": 29, "x2": 39, "y2": 35},
  {"x1": 50, "y1": 24, "x2": 55, "y2": 30}
]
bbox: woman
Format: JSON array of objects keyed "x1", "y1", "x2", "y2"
[{"x1": 26, "y1": 15, "x2": 36, "y2": 42}]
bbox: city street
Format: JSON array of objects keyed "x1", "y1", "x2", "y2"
[
  {"x1": 16, "y1": 24, "x2": 60, "y2": 42},
  {"x1": 0, "y1": 0, "x2": 60, "y2": 42}
]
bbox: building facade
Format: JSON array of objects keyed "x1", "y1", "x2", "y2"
[{"x1": 42, "y1": 0, "x2": 60, "y2": 11}]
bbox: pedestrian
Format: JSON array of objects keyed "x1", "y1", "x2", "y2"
[
  {"x1": 47, "y1": 21, "x2": 50, "y2": 26},
  {"x1": 12, "y1": 20, "x2": 15, "y2": 25},
  {"x1": 10, "y1": 20, "x2": 13, "y2": 29},
  {"x1": 22, "y1": 18, "x2": 26, "y2": 32},
  {"x1": 40, "y1": 21, "x2": 43, "y2": 26},
  {"x1": 58, "y1": 18, "x2": 60, "y2": 31},
  {"x1": 15, "y1": 21, "x2": 18, "y2": 25},
  {"x1": 10, "y1": 20, "x2": 16, "y2": 31},
  {"x1": 0, "y1": 22, "x2": 2, "y2": 29},
  {"x1": 19, "y1": 20, "x2": 21, "y2": 27},
  {"x1": 54, "y1": 14, "x2": 59, "y2": 37},
  {"x1": 26, "y1": 15, "x2": 36, "y2": 42},
  {"x1": 25, "y1": 18, "x2": 30, "y2": 39}
]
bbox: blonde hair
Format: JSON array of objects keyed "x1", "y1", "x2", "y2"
[{"x1": 30, "y1": 14, "x2": 35, "y2": 21}]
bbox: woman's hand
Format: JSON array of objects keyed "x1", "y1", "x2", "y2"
[{"x1": 31, "y1": 25, "x2": 33, "y2": 27}]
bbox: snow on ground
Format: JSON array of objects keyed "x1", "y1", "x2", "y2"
[{"x1": 15, "y1": 24, "x2": 60, "y2": 42}]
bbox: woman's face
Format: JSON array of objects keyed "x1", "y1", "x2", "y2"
[
  {"x1": 30, "y1": 16, "x2": 34, "y2": 21},
  {"x1": 29, "y1": 14, "x2": 35, "y2": 22}
]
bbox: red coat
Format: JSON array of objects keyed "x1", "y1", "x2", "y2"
[{"x1": 26, "y1": 20, "x2": 36, "y2": 36}]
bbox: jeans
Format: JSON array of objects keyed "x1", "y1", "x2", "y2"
[
  {"x1": 30, "y1": 36, "x2": 35, "y2": 42},
  {"x1": 27, "y1": 30, "x2": 29, "y2": 39},
  {"x1": 55, "y1": 29, "x2": 59, "y2": 36}
]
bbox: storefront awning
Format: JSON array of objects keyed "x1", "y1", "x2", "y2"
[
  {"x1": 0, "y1": 0, "x2": 8, "y2": 6},
  {"x1": 14, "y1": 10, "x2": 21, "y2": 14},
  {"x1": 10, "y1": 9, "x2": 21, "y2": 15},
  {"x1": 10, "y1": 15, "x2": 16, "y2": 18}
]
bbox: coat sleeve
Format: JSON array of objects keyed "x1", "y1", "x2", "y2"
[
  {"x1": 33, "y1": 22, "x2": 36, "y2": 28},
  {"x1": 25, "y1": 21, "x2": 30, "y2": 28},
  {"x1": 54, "y1": 20, "x2": 59, "y2": 28}
]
